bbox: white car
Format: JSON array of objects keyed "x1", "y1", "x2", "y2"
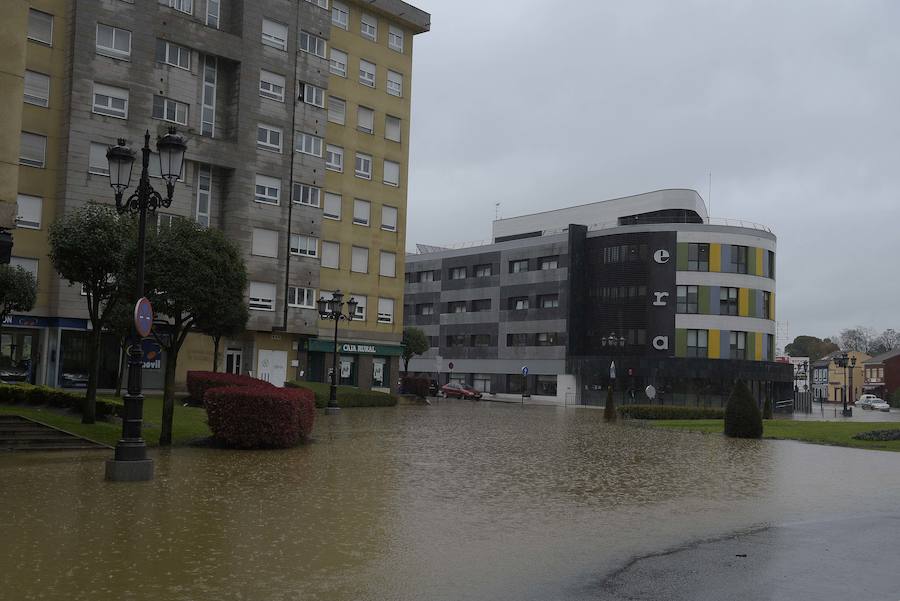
[
  {"x1": 855, "y1": 394, "x2": 879, "y2": 408},
  {"x1": 867, "y1": 400, "x2": 891, "y2": 412}
]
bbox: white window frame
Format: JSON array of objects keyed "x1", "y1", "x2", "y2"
[
  {"x1": 254, "y1": 174, "x2": 281, "y2": 205},
  {"x1": 353, "y1": 199, "x2": 370, "y2": 226},
  {"x1": 299, "y1": 31, "x2": 327, "y2": 58},
  {"x1": 288, "y1": 286, "x2": 316, "y2": 309},
  {"x1": 360, "y1": 14, "x2": 377, "y2": 41},
  {"x1": 324, "y1": 192, "x2": 342, "y2": 220},
  {"x1": 305, "y1": 0, "x2": 328, "y2": 8},
  {"x1": 354, "y1": 153, "x2": 372, "y2": 179},
  {"x1": 257, "y1": 124, "x2": 283, "y2": 153},
  {"x1": 206, "y1": 0, "x2": 220, "y2": 28},
  {"x1": 357, "y1": 106, "x2": 374, "y2": 134},
  {"x1": 261, "y1": 18, "x2": 288, "y2": 51},
  {"x1": 389, "y1": 25, "x2": 404, "y2": 52},
  {"x1": 15, "y1": 195, "x2": 42, "y2": 229},
  {"x1": 152, "y1": 95, "x2": 189, "y2": 126},
  {"x1": 19, "y1": 132, "x2": 47, "y2": 168},
  {"x1": 293, "y1": 183, "x2": 321, "y2": 207},
  {"x1": 23, "y1": 71, "x2": 50, "y2": 107},
  {"x1": 381, "y1": 205, "x2": 398, "y2": 232},
  {"x1": 27, "y1": 9, "x2": 53, "y2": 45},
  {"x1": 89, "y1": 142, "x2": 109, "y2": 175},
  {"x1": 251, "y1": 228, "x2": 279, "y2": 258},
  {"x1": 259, "y1": 70, "x2": 286, "y2": 102},
  {"x1": 385, "y1": 115, "x2": 401, "y2": 142},
  {"x1": 290, "y1": 234, "x2": 319, "y2": 258},
  {"x1": 383, "y1": 160, "x2": 400, "y2": 186},
  {"x1": 328, "y1": 96, "x2": 346, "y2": 124},
  {"x1": 326, "y1": 145, "x2": 343, "y2": 172},
  {"x1": 196, "y1": 163, "x2": 211, "y2": 227},
  {"x1": 387, "y1": 70, "x2": 403, "y2": 97},
  {"x1": 249, "y1": 281, "x2": 277, "y2": 312},
  {"x1": 332, "y1": 1, "x2": 349, "y2": 29},
  {"x1": 377, "y1": 298, "x2": 394, "y2": 324},
  {"x1": 92, "y1": 83, "x2": 129, "y2": 119},
  {"x1": 359, "y1": 59, "x2": 376, "y2": 87},
  {"x1": 160, "y1": 0, "x2": 194, "y2": 15},
  {"x1": 351, "y1": 246, "x2": 369, "y2": 273},
  {"x1": 157, "y1": 39, "x2": 191, "y2": 70},
  {"x1": 379, "y1": 251, "x2": 396, "y2": 277},
  {"x1": 96, "y1": 23, "x2": 131, "y2": 59},
  {"x1": 295, "y1": 132, "x2": 323, "y2": 157},
  {"x1": 9, "y1": 257, "x2": 39, "y2": 282},
  {"x1": 330, "y1": 48, "x2": 348, "y2": 77},
  {"x1": 300, "y1": 82, "x2": 325, "y2": 108},
  {"x1": 321, "y1": 241, "x2": 340, "y2": 269}
]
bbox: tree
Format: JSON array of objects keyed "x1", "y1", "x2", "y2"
[
  {"x1": 870, "y1": 329, "x2": 900, "y2": 356},
  {"x1": 603, "y1": 385, "x2": 617, "y2": 422},
  {"x1": 839, "y1": 326, "x2": 876, "y2": 354},
  {"x1": 724, "y1": 380, "x2": 763, "y2": 439},
  {"x1": 103, "y1": 299, "x2": 135, "y2": 398},
  {"x1": 144, "y1": 218, "x2": 247, "y2": 446},
  {"x1": 0, "y1": 264, "x2": 37, "y2": 326},
  {"x1": 195, "y1": 289, "x2": 248, "y2": 372},
  {"x1": 48, "y1": 205, "x2": 133, "y2": 423},
  {"x1": 785, "y1": 335, "x2": 839, "y2": 362},
  {"x1": 401, "y1": 327, "x2": 429, "y2": 375}
]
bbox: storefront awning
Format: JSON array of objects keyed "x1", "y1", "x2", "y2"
[{"x1": 308, "y1": 338, "x2": 403, "y2": 356}]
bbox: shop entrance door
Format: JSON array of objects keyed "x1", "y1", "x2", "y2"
[
  {"x1": 257, "y1": 350, "x2": 287, "y2": 387},
  {"x1": 225, "y1": 349, "x2": 242, "y2": 375},
  {"x1": 0, "y1": 331, "x2": 36, "y2": 384}
]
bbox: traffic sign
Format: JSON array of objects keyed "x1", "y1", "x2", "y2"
[
  {"x1": 521, "y1": 366, "x2": 528, "y2": 376},
  {"x1": 448, "y1": 361, "x2": 454, "y2": 370},
  {"x1": 134, "y1": 297, "x2": 154, "y2": 338}
]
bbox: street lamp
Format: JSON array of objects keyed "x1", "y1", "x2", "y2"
[
  {"x1": 104, "y1": 127, "x2": 186, "y2": 482},
  {"x1": 833, "y1": 352, "x2": 855, "y2": 417},
  {"x1": 317, "y1": 290, "x2": 357, "y2": 414},
  {"x1": 600, "y1": 332, "x2": 627, "y2": 349}
]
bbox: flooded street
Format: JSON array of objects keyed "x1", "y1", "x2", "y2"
[{"x1": 2, "y1": 401, "x2": 900, "y2": 601}]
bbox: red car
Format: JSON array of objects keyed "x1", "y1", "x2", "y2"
[{"x1": 440, "y1": 382, "x2": 482, "y2": 400}]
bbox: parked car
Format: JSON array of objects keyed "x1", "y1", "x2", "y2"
[
  {"x1": 855, "y1": 394, "x2": 879, "y2": 408},
  {"x1": 440, "y1": 382, "x2": 482, "y2": 400},
  {"x1": 866, "y1": 399, "x2": 891, "y2": 412}
]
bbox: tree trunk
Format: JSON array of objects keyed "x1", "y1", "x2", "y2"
[
  {"x1": 114, "y1": 340, "x2": 127, "y2": 397},
  {"x1": 212, "y1": 335, "x2": 221, "y2": 372},
  {"x1": 82, "y1": 328, "x2": 102, "y2": 424},
  {"x1": 159, "y1": 348, "x2": 178, "y2": 446},
  {"x1": 403, "y1": 356, "x2": 409, "y2": 376},
  {"x1": 604, "y1": 384, "x2": 617, "y2": 422}
]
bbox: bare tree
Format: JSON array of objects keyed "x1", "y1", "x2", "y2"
[{"x1": 838, "y1": 326, "x2": 876, "y2": 354}]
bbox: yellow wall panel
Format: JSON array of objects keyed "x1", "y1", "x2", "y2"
[
  {"x1": 708, "y1": 329, "x2": 720, "y2": 359},
  {"x1": 738, "y1": 288, "x2": 749, "y2": 316},
  {"x1": 755, "y1": 247, "x2": 764, "y2": 276},
  {"x1": 710, "y1": 243, "x2": 721, "y2": 272},
  {"x1": 754, "y1": 332, "x2": 763, "y2": 360}
]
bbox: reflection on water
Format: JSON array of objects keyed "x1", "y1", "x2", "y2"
[{"x1": 2, "y1": 402, "x2": 899, "y2": 600}]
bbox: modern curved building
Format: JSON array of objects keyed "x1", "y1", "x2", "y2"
[{"x1": 404, "y1": 189, "x2": 792, "y2": 405}]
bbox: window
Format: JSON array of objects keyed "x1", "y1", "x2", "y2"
[
  {"x1": 299, "y1": 31, "x2": 327, "y2": 57},
  {"x1": 355, "y1": 153, "x2": 372, "y2": 179},
  {"x1": 330, "y1": 48, "x2": 348, "y2": 77},
  {"x1": 353, "y1": 199, "x2": 370, "y2": 225},
  {"x1": 389, "y1": 25, "x2": 404, "y2": 52},
  {"x1": 261, "y1": 19, "x2": 288, "y2": 51},
  {"x1": 251, "y1": 228, "x2": 279, "y2": 257},
  {"x1": 257, "y1": 124, "x2": 282, "y2": 152},
  {"x1": 686, "y1": 329, "x2": 708, "y2": 358},
  {"x1": 449, "y1": 267, "x2": 466, "y2": 280},
  {"x1": 321, "y1": 241, "x2": 339, "y2": 269},
  {"x1": 92, "y1": 83, "x2": 128, "y2": 118},
  {"x1": 19, "y1": 133, "x2": 46, "y2": 168},
  {"x1": 196, "y1": 164, "x2": 211, "y2": 226},
  {"x1": 9, "y1": 257, "x2": 38, "y2": 282},
  {"x1": 382, "y1": 205, "x2": 398, "y2": 231},
  {"x1": 326, "y1": 145, "x2": 343, "y2": 171},
  {"x1": 360, "y1": 14, "x2": 377, "y2": 40},
  {"x1": 731, "y1": 245, "x2": 748, "y2": 274},
  {"x1": 387, "y1": 70, "x2": 403, "y2": 97},
  {"x1": 768, "y1": 250, "x2": 776, "y2": 278},
  {"x1": 89, "y1": 142, "x2": 109, "y2": 175},
  {"x1": 351, "y1": 246, "x2": 369, "y2": 273},
  {"x1": 417, "y1": 270, "x2": 435, "y2": 283},
  {"x1": 447, "y1": 335, "x2": 466, "y2": 347},
  {"x1": 377, "y1": 298, "x2": 394, "y2": 323},
  {"x1": 15, "y1": 195, "x2": 42, "y2": 229},
  {"x1": 448, "y1": 301, "x2": 466, "y2": 313},
  {"x1": 720, "y1": 287, "x2": 738, "y2": 316},
  {"x1": 249, "y1": 282, "x2": 276, "y2": 311},
  {"x1": 687, "y1": 243, "x2": 709, "y2": 271},
  {"x1": 383, "y1": 160, "x2": 400, "y2": 186},
  {"x1": 539, "y1": 294, "x2": 559, "y2": 309},
  {"x1": 730, "y1": 331, "x2": 747, "y2": 360},
  {"x1": 290, "y1": 234, "x2": 318, "y2": 257},
  {"x1": 288, "y1": 287, "x2": 315, "y2": 308},
  {"x1": 676, "y1": 285, "x2": 699, "y2": 314},
  {"x1": 539, "y1": 256, "x2": 558, "y2": 270},
  {"x1": 254, "y1": 174, "x2": 281, "y2": 205},
  {"x1": 509, "y1": 296, "x2": 529, "y2": 311},
  {"x1": 324, "y1": 192, "x2": 342, "y2": 219},
  {"x1": 160, "y1": 0, "x2": 193, "y2": 14},
  {"x1": 351, "y1": 295, "x2": 367, "y2": 320},
  {"x1": 332, "y1": 1, "x2": 349, "y2": 29},
  {"x1": 507, "y1": 333, "x2": 530, "y2": 347},
  {"x1": 471, "y1": 299, "x2": 491, "y2": 312},
  {"x1": 356, "y1": 106, "x2": 374, "y2": 133},
  {"x1": 359, "y1": 60, "x2": 376, "y2": 87},
  {"x1": 96, "y1": 24, "x2": 131, "y2": 59},
  {"x1": 201, "y1": 55, "x2": 217, "y2": 137},
  {"x1": 509, "y1": 259, "x2": 528, "y2": 273},
  {"x1": 536, "y1": 375, "x2": 557, "y2": 396},
  {"x1": 300, "y1": 82, "x2": 326, "y2": 107},
  {"x1": 293, "y1": 183, "x2": 321, "y2": 207},
  {"x1": 763, "y1": 291, "x2": 771, "y2": 320},
  {"x1": 472, "y1": 334, "x2": 491, "y2": 347},
  {"x1": 328, "y1": 97, "x2": 346, "y2": 124},
  {"x1": 152, "y1": 95, "x2": 188, "y2": 125},
  {"x1": 207, "y1": 0, "x2": 220, "y2": 28},
  {"x1": 379, "y1": 251, "x2": 396, "y2": 277},
  {"x1": 475, "y1": 264, "x2": 492, "y2": 277},
  {"x1": 416, "y1": 303, "x2": 434, "y2": 316},
  {"x1": 385, "y1": 115, "x2": 401, "y2": 142},
  {"x1": 259, "y1": 70, "x2": 285, "y2": 101},
  {"x1": 155, "y1": 40, "x2": 191, "y2": 69},
  {"x1": 23, "y1": 71, "x2": 50, "y2": 107},
  {"x1": 535, "y1": 333, "x2": 558, "y2": 347},
  {"x1": 27, "y1": 9, "x2": 53, "y2": 45},
  {"x1": 295, "y1": 132, "x2": 323, "y2": 157}
]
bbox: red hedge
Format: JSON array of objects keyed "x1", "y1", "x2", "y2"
[
  {"x1": 186, "y1": 371, "x2": 273, "y2": 404},
  {"x1": 204, "y1": 385, "x2": 316, "y2": 449}
]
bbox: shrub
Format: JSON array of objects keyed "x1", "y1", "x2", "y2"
[
  {"x1": 0, "y1": 383, "x2": 122, "y2": 418},
  {"x1": 724, "y1": 380, "x2": 763, "y2": 439},
  {"x1": 890, "y1": 389, "x2": 900, "y2": 409},
  {"x1": 186, "y1": 371, "x2": 272, "y2": 405},
  {"x1": 204, "y1": 385, "x2": 316, "y2": 449},
  {"x1": 286, "y1": 381, "x2": 398, "y2": 408},
  {"x1": 617, "y1": 404, "x2": 725, "y2": 420},
  {"x1": 401, "y1": 376, "x2": 430, "y2": 399},
  {"x1": 852, "y1": 429, "x2": 900, "y2": 441},
  {"x1": 763, "y1": 397, "x2": 773, "y2": 419}
]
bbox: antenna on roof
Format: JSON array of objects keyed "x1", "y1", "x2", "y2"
[{"x1": 495, "y1": 202, "x2": 501, "y2": 221}]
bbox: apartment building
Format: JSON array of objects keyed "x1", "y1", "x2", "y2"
[
  {"x1": 405, "y1": 190, "x2": 793, "y2": 405},
  {"x1": 0, "y1": 0, "x2": 429, "y2": 393}
]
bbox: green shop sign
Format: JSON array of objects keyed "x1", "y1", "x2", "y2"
[{"x1": 307, "y1": 339, "x2": 403, "y2": 356}]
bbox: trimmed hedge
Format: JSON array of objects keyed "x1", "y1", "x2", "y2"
[
  {"x1": 401, "y1": 376, "x2": 430, "y2": 399},
  {"x1": 0, "y1": 383, "x2": 122, "y2": 418},
  {"x1": 724, "y1": 380, "x2": 763, "y2": 439},
  {"x1": 204, "y1": 385, "x2": 316, "y2": 448},
  {"x1": 186, "y1": 371, "x2": 273, "y2": 405},
  {"x1": 285, "y1": 380, "x2": 398, "y2": 408},
  {"x1": 618, "y1": 404, "x2": 726, "y2": 420}
]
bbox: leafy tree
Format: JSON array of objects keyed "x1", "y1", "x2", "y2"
[
  {"x1": 195, "y1": 288, "x2": 248, "y2": 372},
  {"x1": 401, "y1": 327, "x2": 429, "y2": 375},
  {"x1": 724, "y1": 380, "x2": 763, "y2": 438},
  {"x1": 839, "y1": 326, "x2": 876, "y2": 354},
  {"x1": 144, "y1": 218, "x2": 247, "y2": 446},
  {"x1": 48, "y1": 205, "x2": 133, "y2": 423},
  {"x1": 785, "y1": 335, "x2": 839, "y2": 362},
  {"x1": 103, "y1": 299, "x2": 135, "y2": 398},
  {"x1": 0, "y1": 264, "x2": 36, "y2": 326}
]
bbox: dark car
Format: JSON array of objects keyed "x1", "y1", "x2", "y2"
[{"x1": 440, "y1": 382, "x2": 482, "y2": 400}]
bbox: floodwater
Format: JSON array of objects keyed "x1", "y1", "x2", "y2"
[{"x1": 2, "y1": 401, "x2": 900, "y2": 601}]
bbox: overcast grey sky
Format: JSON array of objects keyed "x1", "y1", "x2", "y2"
[{"x1": 404, "y1": 0, "x2": 900, "y2": 342}]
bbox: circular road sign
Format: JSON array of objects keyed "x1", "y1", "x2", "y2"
[
  {"x1": 134, "y1": 297, "x2": 154, "y2": 338},
  {"x1": 645, "y1": 385, "x2": 657, "y2": 400},
  {"x1": 522, "y1": 366, "x2": 529, "y2": 376},
  {"x1": 448, "y1": 361, "x2": 454, "y2": 370}
]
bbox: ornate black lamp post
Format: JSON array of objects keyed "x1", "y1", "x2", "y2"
[
  {"x1": 601, "y1": 333, "x2": 626, "y2": 406},
  {"x1": 104, "y1": 127, "x2": 186, "y2": 482},
  {"x1": 834, "y1": 352, "x2": 856, "y2": 417},
  {"x1": 317, "y1": 290, "x2": 358, "y2": 415}
]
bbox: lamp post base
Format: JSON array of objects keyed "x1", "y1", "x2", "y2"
[
  {"x1": 324, "y1": 406, "x2": 341, "y2": 415},
  {"x1": 842, "y1": 408, "x2": 853, "y2": 417},
  {"x1": 105, "y1": 458, "x2": 154, "y2": 482}
]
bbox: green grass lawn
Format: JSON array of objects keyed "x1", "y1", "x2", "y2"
[
  {"x1": 651, "y1": 419, "x2": 900, "y2": 452},
  {"x1": 0, "y1": 394, "x2": 210, "y2": 447}
]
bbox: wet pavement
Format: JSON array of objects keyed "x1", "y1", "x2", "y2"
[{"x1": 2, "y1": 401, "x2": 899, "y2": 600}]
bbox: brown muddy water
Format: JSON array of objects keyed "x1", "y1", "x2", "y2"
[{"x1": 2, "y1": 401, "x2": 899, "y2": 601}]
